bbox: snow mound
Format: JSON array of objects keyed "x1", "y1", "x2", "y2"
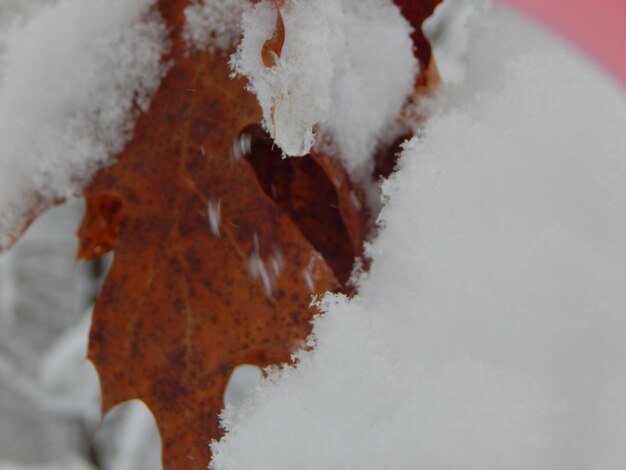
[
  {"x1": 211, "y1": 3, "x2": 626, "y2": 469},
  {"x1": 0, "y1": 0, "x2": 168, "y2": 249},
  {"x1": 232, "y1": 0, "x2": 417, "y2": 178}
]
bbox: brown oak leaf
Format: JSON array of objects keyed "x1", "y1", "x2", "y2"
[
  {"x1": 79, "y1": 2, "x2": 349, "y2": 469},
  {"x1": 1, "y1": 1, "x2": 442, "y2": 469}
]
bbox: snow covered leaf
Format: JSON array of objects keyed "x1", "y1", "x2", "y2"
[
  {"x1": 0, "y1": 0, "x2": 442, "y2": 468},
  {"x1": 233, "y1": 0, "x2": 441, "y2": 175},
  {"x1": 0, "y1": 0, "x2": 168, "y2": 252}
]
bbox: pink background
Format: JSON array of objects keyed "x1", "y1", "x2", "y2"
[{"x1": 501, "y1": 0, "x2": 626, "y2": 86}]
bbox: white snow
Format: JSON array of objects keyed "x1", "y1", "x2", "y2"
[
  {"x1": 224, "y1": 365, "x2": 263, "y2": 410},
  {"x1": 424, "y1": 0, "x2": 476, "y2": 84},
  {"x1": 232, "y1": 0, "x2": 417, "y2": 178},
  {"x1": 211, "y1": 3, "x2": 626, "y2": 469},
  {"x1": 0, "y1": 0, "x2": 168, "y2": 249},
  {"x1": 0, "y1": 460, "x2": 92, "y2": 470},
  {"x1": 95, "y1": 400, "x2": 163, "y2": 470},
  {"x1": 183, "y1": 0, "x2": 248, "y2": 51}
]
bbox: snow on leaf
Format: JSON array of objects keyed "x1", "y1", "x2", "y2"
[
  {"x1": 0, "y1": 0, "x2": 168, "y2": 251},
  {"x1": 233, "y1": 0, "x2": 438, "y2": 176}
]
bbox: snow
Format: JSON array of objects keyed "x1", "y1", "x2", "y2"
[
  {"x1": 183, "y1": 0, "x2": 248, "y2": 51},
  {"x1": 224, "y1": 365, "x2": 263, "y2": 409},
  {"x1": 0, "y1": 0, "x2": 168, "y2": 250},
  {"x1": 94, "y1": 400, "x2": 163, "y2": 470},
  {"x1": 211, "y1": 3, "x2": 626, "y2": 469},
  {"x1": 0, "y1": 203, "x2": 97, "y2": 466},
  {"x1": 0, "y1": 460, "x2": 92, "y2": 470},
  {"x1": 232, "y1": 0, "x2": 417, "y2": 178},
  {"x1": 424, "y1": 0, "x2": 476, "y2": 84}
]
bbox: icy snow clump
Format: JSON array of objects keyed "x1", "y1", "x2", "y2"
[
  {"x1": 211, "y1": 3, "x2": 626, "y2": 469},
  {"x1": 0, "y1": 0, "x2": 168, "y2": 249},
  {"x1": 232, "y1": 0, "x2": 417, "y2": 178}
]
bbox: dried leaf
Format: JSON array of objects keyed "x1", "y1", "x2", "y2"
[
  {"x1": 82, "y1": 3, "x2": 344, "y2": 469},
  {"x1": 243, "y1": 125, "x2": 368, "y2": 285},
  {"x1": 0, "y1": 1, "x2": 443, "y2": 468},
  {"x1": 77, "y1": 194, "x2": 122, "y2": 260}
]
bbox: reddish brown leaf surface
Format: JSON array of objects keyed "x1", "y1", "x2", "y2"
[
  {"x1": 77, "y1": 194, "x2": 122, "y2": 260},
  {"x1": 78, "y1": 2, "x2": 352, "y2": 469},
  {"x1": 242, "y1": 125, "x2": 368, "y2": 284}
]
